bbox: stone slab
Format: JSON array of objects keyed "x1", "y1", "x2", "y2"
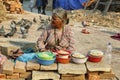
[
  {"x1": 86, "y1": 59, "x2": 111, "y2": 72},
  {"x1": 0, "y1": 73, "x2": 6, "y2": 79},
  {"x1": 88, "y1": 73, "x2": 100, "y2": 80},
  {"x1": 40, "y1": 63, "x2": 57, "y2": 70},
  {"x1": 32, "y1": 71, "x2": 60, "y2": 80},
  {"x1": 58, "y1": 62, "x2": 86, "y2": 74},
  {"x1": 20, "y1": 72, "x2": 32, "y2": 79},
  {"x1": 5, "y1": 78, "x2": 25, "y2": 80},
  {"x1": 0, "y1": 38, "x2": 8, "y2": 43},
  {"x1": 61, "y1": 74, "x2": 85, "y2": 80},
  {"x1": 0, "y1": 38, "x2": 36, "y2": 53},
  {"x1": 6, "y1": 73, "x2": 19, "y2": 79},
  {"x1": 26, "y1": 60, "x2": 40, "y2": 70},
  {"x1": 100, "y1": 71, "x2": 115, "y2": 79},
  {"x1": 0, "y1": 43, "x2": 20, "y2": 56},
  {"x1": 2, "y1": 60, "x2": 14, "y2": 75},
  {"x1": 8, "y1": 38, "x2": 36, "y2": 51},
  {"x1": 14, "y1": 60, "x2": 26, "y2": 73}
]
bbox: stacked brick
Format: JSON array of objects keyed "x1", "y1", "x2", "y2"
[
  {"x1": 0, "y1": 60, "x2": 28, "y2": 79},
  {"x1": 0, "y1": 38, "x2": 116, "y2": 80},
  {"x1": 87, "y1": 71, "x2": 115, "y2": 80},
  {"x1": 0, "y1": 59, "x2": 116, "y2": 80},
  {"x1": 2, "y1": 0, "x2": 24, "y2": 14},
  {"x1": 0, "y1": 60, "x2": 58, "y2": 80},
  {"x1": 86, "y1": 60, "x2": 116, "y2": 80}
]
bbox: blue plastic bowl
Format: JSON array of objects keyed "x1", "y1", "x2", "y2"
[{"x1": 36, "y1": 55, "x2": 56, "y2": 66}]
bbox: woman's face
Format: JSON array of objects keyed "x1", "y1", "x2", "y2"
[{"x1": 51, "y1": 15, "x2": 64, "y2": 29}]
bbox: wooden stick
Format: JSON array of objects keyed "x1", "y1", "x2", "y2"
[
  {"x1": 102, "y1": 0, "x2": 112, "y2": 15},
  {"x1": 93, "y1": 0, "x2": 100, "y2": 13}
]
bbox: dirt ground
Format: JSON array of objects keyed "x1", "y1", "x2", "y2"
[{"x1": 0, "y1": 10, "x2": 120, "y2": 79}]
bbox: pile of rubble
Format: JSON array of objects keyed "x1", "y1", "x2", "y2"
[
  {"x1": 90, "y1": 0, "x2": 120, "y2": 12},
  {"x1": 68, "y1": 10, "x2": 120, "y2": 28},
  {"x1": 2, "y1": 0, "x2": 24, "y2": 14},
  {"x1": 0, "y1": 0, "x2": 23, "y2": 22},
  {"x1": 0, "y1": 0, "x2": 7, "y2": 23}
]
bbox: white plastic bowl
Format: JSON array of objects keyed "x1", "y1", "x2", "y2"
[{"x1": 71, "y1": 56, "x2": 88, "y2": 64}]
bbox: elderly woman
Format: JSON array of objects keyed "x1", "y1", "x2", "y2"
[{"x1": 37, "y1": 8, "x2": 75, "y2": 52}]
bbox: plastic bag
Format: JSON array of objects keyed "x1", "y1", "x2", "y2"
[{"x1": 16, "y1": 53, "x2": 36, "y2": 62}]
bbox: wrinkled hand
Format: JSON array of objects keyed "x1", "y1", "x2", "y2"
[
  {"x1": 55, "y1": 46, "x2": 62, "y2": 50},
  {"x1": 39, "y1": 48, "x2": 47, "y2": 52},
  {"x1": 55, "y1": 46, "x2": 67, "y2": 51},
  {"x1": 62, "y1": 48, "x2": 67, "y2": 51}
]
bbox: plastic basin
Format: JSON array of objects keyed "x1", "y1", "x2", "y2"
[{"x1": 36, "y1": 55, "x2": 56, "y2": 66}]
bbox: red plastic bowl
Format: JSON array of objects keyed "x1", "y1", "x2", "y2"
[
  {"x1": 88, "y1": 54, "x2": 102, "y2": 62},
  {"x1": 56, "y1": 56, "x2": 70, "y2": 64}
]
